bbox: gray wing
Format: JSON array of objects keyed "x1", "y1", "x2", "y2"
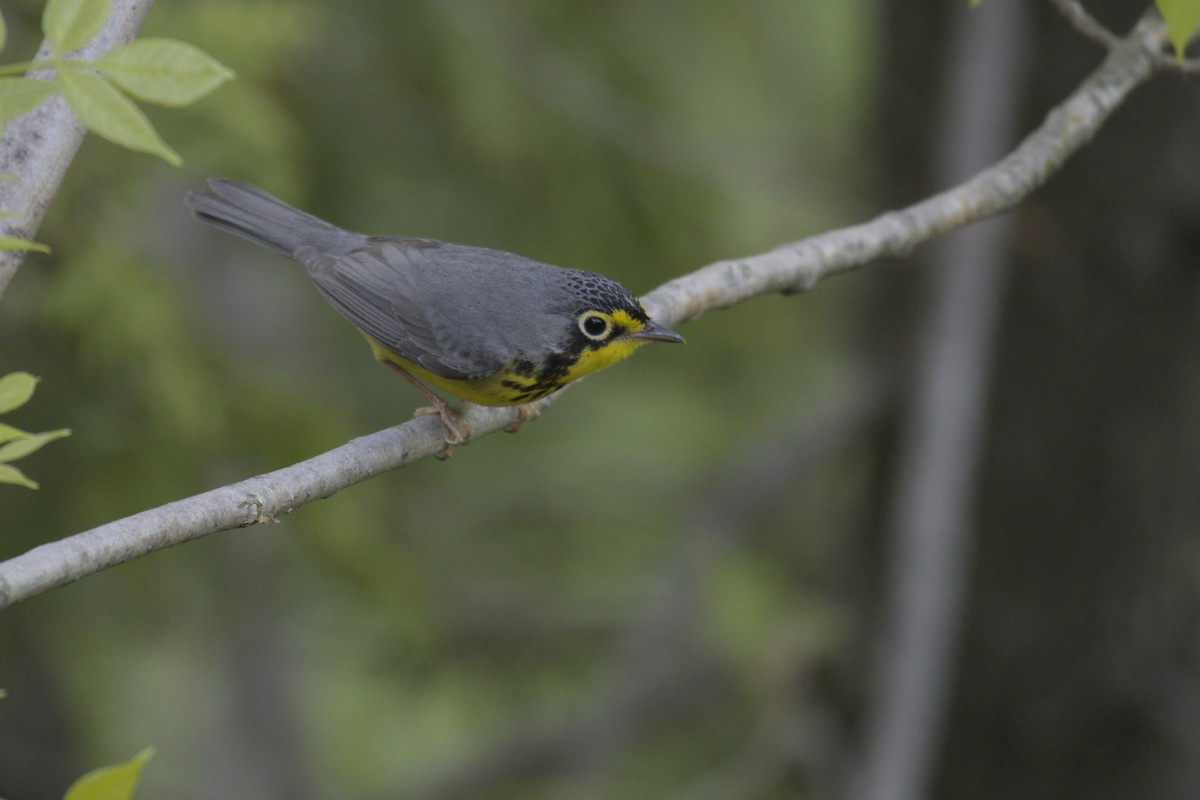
[{"x1": 295, "y1": 238, "x2": 509, "y2": 380}]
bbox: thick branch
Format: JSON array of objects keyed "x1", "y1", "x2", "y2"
[
  {"x1": 0, "y1": 15, "x2": 1166, "y2": 610},
  {"x1": 0, "y1": 0, "x2": 157, "y2": 299}
]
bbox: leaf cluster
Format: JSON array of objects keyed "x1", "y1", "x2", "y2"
[
  {"x1": 0, "y1": 0, "x2": 233, "y2": 165},
  {"x1": 0, "y1": 371, "x2": 70, "y2": 489}
]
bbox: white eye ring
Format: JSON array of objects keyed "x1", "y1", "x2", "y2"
[{"x1": 579, "y1": 313, "x2": 612, "y2": 340}]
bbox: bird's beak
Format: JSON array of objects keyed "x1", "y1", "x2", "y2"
[{"x1": 629, "y1": 319, "x2": 685, "y2": 344}]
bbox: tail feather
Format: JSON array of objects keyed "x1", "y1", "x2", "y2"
[{"x1": 185, "y1": 179, "x2": 365, "y2": 257}]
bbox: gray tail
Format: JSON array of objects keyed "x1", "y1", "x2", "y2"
[{"x1": 185, "y1": 179, "x2": 365, "y2": 257}]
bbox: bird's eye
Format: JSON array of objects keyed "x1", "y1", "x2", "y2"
[{"x1": 579, "y1": 313, "x2": 611, "y2": 340}]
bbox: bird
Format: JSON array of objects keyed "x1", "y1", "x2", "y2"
[{"x1": 184, "y1": 179, "x2": 684, "y2": 449}]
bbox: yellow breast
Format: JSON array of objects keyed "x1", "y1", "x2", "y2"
[{"x1": 363, "y1": 334, "x2": 647, "y2": 406}]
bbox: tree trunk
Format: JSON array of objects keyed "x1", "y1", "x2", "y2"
[{"x1": 871, "y1": 2, "x2": 1200, "y2": 798}]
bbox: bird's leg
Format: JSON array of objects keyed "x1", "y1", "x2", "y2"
[
  {"x1": 503, "y1": 403, "x2": 541, "y2": 434},
  {"x1": 382, "y1": 361, "x2": 470, "y2": 453}
]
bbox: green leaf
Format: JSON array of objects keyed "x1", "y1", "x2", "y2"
[
  {"x1": 0, "y1": 234, "x2": 51, "y2": 253},
  {"x1": 0, "y1": 8, "x2": 8, "y2": 54},
  {"x1": 64, "y1": 747, "x2": 154, "y2": 800},
  {"x1": 0, "y1": 428, "x2": 70, "y2": 463},
  {"x1": 0, "y1": 462, "x2": 38, "y2": 489},
  {"x1": 0, "y1": 372, "x2": 38, "y2": 413},
  {"x1": 0, "y1": 208, "x2": 52, "y2": 252},
  {"x1": 0, "y1": 78, "x2": 57, "y2": 123},
  {"x1": 1158, "y1": 0, "x2": 1200, "y2": 57},
  {"x1": 94, "y1": 39, "x2": 235, "y2": 107},
  {"x1": 0, "y1": 422, "x2": 31, "y2": 443},
  {"x1": 43, "y1": 0, "x2": 113, "y2": 55},
  {"x1": 55, "y1": 67, "x2": 182, "y2": 166}
]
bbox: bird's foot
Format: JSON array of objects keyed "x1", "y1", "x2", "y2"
[
  {"x1": 382, "y1": 360, "x2": 469, "y2": 457},
  {"x1": 503, "y1": 403, "x2": 540, "y2": 434},
  {"x1": 414, "y1": 401, "x2": 470, "y2": 459}
]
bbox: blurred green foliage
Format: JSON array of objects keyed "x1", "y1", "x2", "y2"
[{"x1": 0, "y1": 1, "x2": 874, "y2": 797}]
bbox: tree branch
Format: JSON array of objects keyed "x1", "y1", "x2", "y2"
[
  {"x1": 1048, "y1": 0, "x2": 1124, "y2": 50},
  {"x1": 644, "y1": 11, "x2": 1164, "y2": 327},
  {"x1": 0, "y1": 13, "x2": 1167, "y2": 610},
  {"x1": 0, "y1": 400, "x2": 547, "y2": 608},
  {"x1": 1047, "y1": 0, "x2": 1200, "y2": 74},
  {"x1": 0, "y1": 0, "x2": 157, "y2": 299}
]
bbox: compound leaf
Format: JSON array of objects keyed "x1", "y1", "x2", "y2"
[
  {"x1": 0, "y1": 422, "x2": 30, "y2": 443},
  {"x1": 56, "y1": 66, "x2": 182, "y2": 166},
  {"x1": 0, "y1": 462, "x2": 37, "y2": 489},
  {"x1": 95, "y1": 38, "x2": 234, "y2": 107},
  {"x1": 0, "y1": 428, "x2": 71, "y2": 463},
  {"x1": 44, "y1": 0, "x2": 113, "y2": 55},
  {"x1": 0, "y1": 78, "x2": 57, "y2": 123},
  {"x1": 0, "y1": 372, "x2": 37, "y2": 413},
  {"x1": 0, "y1": 234, "x2": 51, "y2": 253}
]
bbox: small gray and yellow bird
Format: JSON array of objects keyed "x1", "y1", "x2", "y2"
[{"x1": 185, "y1": 179, "x2": 683, "y2": 444}]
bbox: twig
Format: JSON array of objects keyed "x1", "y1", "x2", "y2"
[
  {"x1": 1048, "y1": 0, "x2": 1200, "y2": 74},
  {"x1": 0, "y1": 0, "x2": 157, "y2": 298},
  {"x1": 0, "y1": 13, "x2": 1168, "y2": 611},
  {"x1": 1047, "y1": 0, "x2": 1123, "y2": 49}
]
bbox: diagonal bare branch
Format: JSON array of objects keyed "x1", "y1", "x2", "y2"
[
  {"x1": 0, "y1": 14, "x2": 1169, "y2": 611},
  {"x1": 641, "y1": 12, "x2": 1163, "y2": 326}
]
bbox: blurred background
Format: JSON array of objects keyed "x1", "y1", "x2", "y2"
[{"x1": 2, "y1": 1, "x2": 1199, "y2": 798}]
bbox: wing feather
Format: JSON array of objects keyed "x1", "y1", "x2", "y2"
[{"x1": 296, "y1": 239, "x2": 508, "y2": 380}]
